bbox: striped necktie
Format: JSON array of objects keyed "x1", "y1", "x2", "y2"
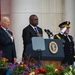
[{"x1": 34, "y1": 27, "x2": 39, "y2": 33}]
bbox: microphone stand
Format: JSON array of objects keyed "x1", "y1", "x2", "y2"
[
  {"x1": 44, "y1": 29, "x2": 50, "y2": 39},
  {"x1": 47, "y1": 30, "x2": 53, "y2": 39},
  {"x1": 48, "y1": 33, "x2": 50, "y2": 39},
  {"x1": 44, "y1": 29, "x2": 53, "y2": 39}
]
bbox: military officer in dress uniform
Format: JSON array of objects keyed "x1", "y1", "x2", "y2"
[{"x1": 54, "y1": 21, "x2": 75, "y2": 66}]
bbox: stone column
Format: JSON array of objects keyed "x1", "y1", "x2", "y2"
[{"x1": 64, "y1": 0, "x2": 74, "y2": 37}]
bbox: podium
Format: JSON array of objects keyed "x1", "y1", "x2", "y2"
[{"x1": 26, "y1": 38, "x2": 64, "y2": 68}]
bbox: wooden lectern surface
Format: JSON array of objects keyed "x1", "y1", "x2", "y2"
[{"x1": 42, "y1": 60, "x2": 61, "y2": 68}]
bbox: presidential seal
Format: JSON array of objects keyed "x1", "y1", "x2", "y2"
[{"x1": 49, "y1": 41, "x2": 58, "y2": 54}]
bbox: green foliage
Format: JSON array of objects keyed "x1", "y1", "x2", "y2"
[
  {"x1": 45, "y1": 64, "x2": 75, "y2": 75},
  {"x1": 62, "y1": 65, "x2": 75, "y2": 75},
  {"x1": 0, "y1": 57, "x2": 9, "y2": 68},
  {"x1": 13, "y1": 66, "x2": 27, "y2": 74},
  {"x1": 45, "y1": 64, "x2": 56, "y2": 75}
]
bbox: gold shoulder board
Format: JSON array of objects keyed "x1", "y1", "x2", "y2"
[{"x1": 56, "y1": 34, "x2": 61, "y2": 39}]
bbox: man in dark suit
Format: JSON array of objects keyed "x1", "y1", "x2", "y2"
[
  {"x1": 54, "y1": 21, "x2": 74, "y2": 66},
  {"x1": 22, "y1": 14, "x2": 43, "y2": 57},
  {"x1": 0, "y1": 17, "x2": 17, "y2": 63}
]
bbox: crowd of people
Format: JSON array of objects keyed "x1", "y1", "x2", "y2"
[{"x1": 0, "y1": 14, "x2": 75, "y2": 66}]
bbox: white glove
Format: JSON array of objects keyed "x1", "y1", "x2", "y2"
[{"x1": 60, "y1": 27, "x2": 67, "y2": 34}]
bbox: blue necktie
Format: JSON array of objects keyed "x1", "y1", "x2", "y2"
[
  {"x1": 6, "y1": 30, "x2": 11, "y2": 37},
  {"x1": 34, "y1": 27, "x2": 39, "y2": 33}
]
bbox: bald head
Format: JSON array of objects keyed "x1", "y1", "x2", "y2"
[{"x1": 1, "y1": 17, "x2": 10, "y2": 29}]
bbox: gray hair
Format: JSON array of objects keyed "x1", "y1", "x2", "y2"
[{"x1": 1, "y1": 16, "x2": 10, "y2": 23}]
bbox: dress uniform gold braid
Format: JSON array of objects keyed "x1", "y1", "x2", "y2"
[
  {"x1": 56, "y1": 34, "x2": 61, "y2": 39},
  {"x1": 60, "y1": 24, "x2": 70, "y2": 28},
  {"x1": 56, "y1": 34, "x2": 64, "y2": 47},
  {"x1": 74, "y1": 56, "x2": 75, "y2": 58}
]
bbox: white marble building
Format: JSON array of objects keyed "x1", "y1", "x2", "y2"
[{"x1": 1, "y1": 0, "x2": 75, "y2": 62}]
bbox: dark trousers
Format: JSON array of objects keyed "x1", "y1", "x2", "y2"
[{"x1": 0, "y1": 67, "x2": 8, "y2": 75}]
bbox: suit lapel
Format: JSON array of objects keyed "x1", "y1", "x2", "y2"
[
  {"x1": 1, "y1": 28, "x2": 11, "y2": 39},
  {"x1": 29, "y1": 25, "x2": 37, "y2": 34}
]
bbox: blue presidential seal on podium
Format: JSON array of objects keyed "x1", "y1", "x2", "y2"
[{"x1": 49, "y1": 41, "x2": 58, "y2": 54}]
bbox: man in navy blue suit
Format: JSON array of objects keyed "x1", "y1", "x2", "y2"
[
  {"x1": 0, "y1": 17, "x2": 17, "y2": 63},
  {"x1": 22, "y1": 14, "x2": 43, "y2": 58}
]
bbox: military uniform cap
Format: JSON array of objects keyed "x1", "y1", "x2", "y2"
[{"x1": 59, "y1": 21, "x2": 70, "y2": 28}]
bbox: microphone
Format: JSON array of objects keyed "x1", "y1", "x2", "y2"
[
  {"x1": 44, "y1": 29, "x2": 53, "y2": 39},
  {"x1": 44, "y1": 29, "x2": 50, "y2": 39},
  {"x1": 44, "y1": 29, "x2": 49, "y2": 35},
  {"x1": 47, "y1": 29, "x2": 53, "y2": 36}
]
